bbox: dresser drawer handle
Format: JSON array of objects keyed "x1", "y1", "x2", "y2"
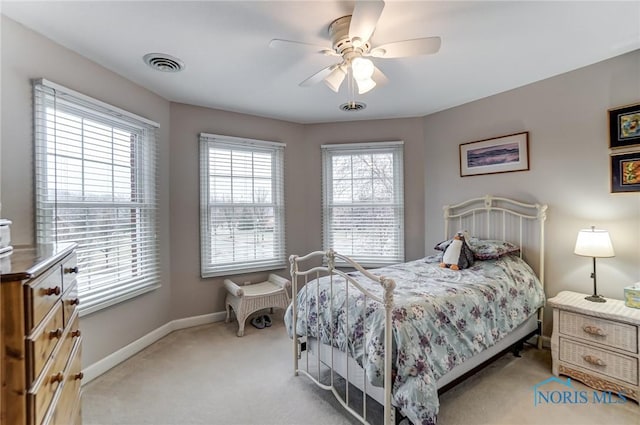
[
  {"x1": 65, "y1": 266, "x2": 79, "y2": 274},
  {"x1": 583, "y1": 354, "x2": 606, "y2": 367},
  {"x1": 71, "y1": 329, "x2": 82, "y2": 338},
  {"x1": 42, "y1": 286, "x2": 61, "y2": 296},
  {"x1": 50, "y1": 372, "x2": 64, "y2": 384},
  {"x1": 74, "y1": 372, "x2": 84, "y2": 381},
  {"x1": 582, "y1": 325, "x2": 607, "y2": 337},
  {"x1": 68, "y1": 298, "x2": 80, "y2": 306},
  {"x1": 48, "y1": 328, "x2": 63, "y2": 339}
]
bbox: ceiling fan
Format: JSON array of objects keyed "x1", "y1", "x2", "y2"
[{"x1": 269, "y1": 0, "x2": 441, "y2": 95}]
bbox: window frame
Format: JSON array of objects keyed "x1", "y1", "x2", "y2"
[
  {"x1": 199, "y1": 133, "x2": 286, "y2": 277},
  {"x1": 321, "y1": 141, "x2": 405, "y2": 267},
  {"x1": 33, "y1": 79, "x2": 160, "y2": 316}
]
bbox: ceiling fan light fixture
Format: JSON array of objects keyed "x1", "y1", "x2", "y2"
[
  {"x1": 351, "y1": 57, "x2": 375, "y2": 81},
  {"x1": 324, "y1": 67, "x2": 347, "y2": 92},
  {"x1": 356, "y1": 77, "x2": 376, "y2": 94}
]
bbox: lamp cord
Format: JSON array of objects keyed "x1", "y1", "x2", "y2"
[{"x1": 591, "y1": 256, "x2": 597, "y2": 297}]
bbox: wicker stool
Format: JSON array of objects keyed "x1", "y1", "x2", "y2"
[{"x1": 224, "y1": 274, "x2": 291, "y2": 337}]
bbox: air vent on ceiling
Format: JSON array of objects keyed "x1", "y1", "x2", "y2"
[
  {"x1": 339, "y1": 102, "x2": 367, "y2": 112},
  {"x1": 143, "y1": 53, "x2": 185, "y2": 72}
]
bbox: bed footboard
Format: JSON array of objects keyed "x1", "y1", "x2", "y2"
[{"x1": 289, "y1": 249, "x2": 396, "y2": 425}]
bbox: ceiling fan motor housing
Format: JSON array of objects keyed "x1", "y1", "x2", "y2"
[{"x1": 329, "y1": 15, "x2": 371, "y2": 59}]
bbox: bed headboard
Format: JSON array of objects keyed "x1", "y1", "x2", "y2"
[{"x1": 443, "y1": 195, "x2": 548, "y2": 285}]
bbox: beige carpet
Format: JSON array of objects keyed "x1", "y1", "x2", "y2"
[{"x1": 82, "y1": 312, "x2": 638, "y2": 425}]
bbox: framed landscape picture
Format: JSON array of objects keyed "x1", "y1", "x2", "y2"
[
  {"x1": 611, "y1": 151, "x2": 640, "y2": 193},
  {"x1": 459, "y1": 132, "x2": 529, "y2": 177},
  {"x1": 609, "y1": 103, "x2": 640, "y2": 149}
]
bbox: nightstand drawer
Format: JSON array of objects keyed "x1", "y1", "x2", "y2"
[
  {"x1": 559, "y1": 338, "x2": 638, "y2": 385},
  {"x1": 559, "y1": 310, "x2": 637, "y2": 353}
]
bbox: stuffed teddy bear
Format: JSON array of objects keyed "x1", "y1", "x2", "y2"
[{"x1": 440, "y1": 232, "x2": 474, "y2": 270}]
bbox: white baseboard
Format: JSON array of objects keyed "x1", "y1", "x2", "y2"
[
  {"x1": 82, "y1": 310, "x2": 227, "y2": 384},
  {"x1": 172, "y1": 311, "x2": 227, "y2": 329}
]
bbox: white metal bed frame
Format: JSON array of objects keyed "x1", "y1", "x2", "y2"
[{"x1": 289, "y1": 195, "x2": 548, "y2": 425}]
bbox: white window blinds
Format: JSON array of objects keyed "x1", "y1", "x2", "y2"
[
  {"x1": 322, "y1": 141, "x2": 404, "y2": 266},
  {"x1": 34, "y1": 79, "x2": 160, "y2": 315},
  {"x1": 199, "y1": 133, "x2": 286, "y2": 277}
]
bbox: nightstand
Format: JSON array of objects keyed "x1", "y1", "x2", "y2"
[{"x1": 548, "y1": 290, "x2": 640, "y2": 403}]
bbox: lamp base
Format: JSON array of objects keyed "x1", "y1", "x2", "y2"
[{"x1": 585, "y1": 294, "x2": 606, "y2": 303}]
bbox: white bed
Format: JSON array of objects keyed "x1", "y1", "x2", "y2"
[{"x1": 286, "y1": 195, "x2": 548, "y2": 425}]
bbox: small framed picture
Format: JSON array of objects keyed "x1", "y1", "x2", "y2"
[
  {"x1": 611, "y1": 151, "x2": 640, "y2": 193},
  {"x1": 459, "y1": 132, "x2": 529, "y2": 177},
  {"x1": 609, "y1": 103, "x2": 640, "y2": 149}
]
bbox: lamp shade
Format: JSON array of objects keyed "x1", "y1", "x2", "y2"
[
  {"x1": 574, "y1": 227, "x2": 615, "y2": 258},
  {"x1": 355, "y1": 77, "x2": 376, "y2": 94},
  {"x1": 324, "y1": 67, "x2": 346, "y2": 92},
  {"x1": 351, "y1": 57, "x2": 375, "y2": 81}
]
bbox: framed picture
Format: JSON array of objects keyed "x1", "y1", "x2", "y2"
[
  {"x1": 459, "y1": 131, "x2": 529, "y2": 177},
  {"x1": 611, "y1": 151, "x2": 640, "y2": 193},
  {"x1": 609, "y1": 103, "x2": 640, "y2": 149}
]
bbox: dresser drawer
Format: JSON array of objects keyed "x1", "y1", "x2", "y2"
[
  {"x1": 60, "y1": 313, "x2": 82, "y2": 371},
  {"x1": 559, "y1": 338, "x2": 638, "y2": 385},
  {"x1": 62, "y1": 283, "x2": 80, "y2": 327},
  {"x1": 29, "y1": 313, "x2": 79, "y2": 425},
  {"x1": 48, "y1": 312, "x2": 80, "y2": 388},
  {"x1": 27, "y1": 301, "x2": 64, "y2": 384},
  {"x1": 559, "y1": 310, "x2": 637, "y2": 353},
  {"x1": 60, "y1": 340, "x2": 83, "y2": 425},
  {"x1": 61, "y1": 253, "x2": 79, "y2": 293},
  {"x1": 26, "y1": 266, "x2": 64, "y2": 331},
  {"x1": 44, "y1": 340, "x2": 82, "y2": 425},
  {"x1": 28, "y1": 361, "x2": 65, "y2": 425}
]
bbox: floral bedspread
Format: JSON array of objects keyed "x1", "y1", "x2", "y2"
[{"x1": 284, "y1": 254, "x2": 545, "y2": 425}]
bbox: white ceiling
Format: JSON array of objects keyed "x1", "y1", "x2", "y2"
[{"x1": 2, "y1": 1, "x2": 639, "y2": 124}]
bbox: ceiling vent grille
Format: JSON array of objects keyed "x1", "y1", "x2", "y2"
[
  {"x1": 339, "y1": 102, "x2": 366, "y2": 112},
  {"x1": 143, "y1": 53, "x2": 185, "y2": 72}
]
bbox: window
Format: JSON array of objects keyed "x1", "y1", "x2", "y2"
[
  {"x1": 34, "y1": 79, "x2": 160, "y2": 315},
  {"x1": 322, "y1": 141, "x2": 404, "y2": 266},
  {"x1": 199, "y1": 133, "x2": 285, "y2": 277}
]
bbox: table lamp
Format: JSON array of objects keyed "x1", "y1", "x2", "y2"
[{"x1": 574, "y1": 226, "x2": 615, "y2": 303}]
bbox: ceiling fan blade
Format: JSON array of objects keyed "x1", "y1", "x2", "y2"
[
  {"x1": 269, "y1": 39, "x2": 338, "y2": 56},
  {"x1": 299, "y1": 65, "x2": 336, "y2": 87},
  {"x1": 349, "y1": 0, "x2": 385, "y2": 46},
  {"x1": 370, "y1": 37, "x2": 441, "y2": 58},
  {"x1": 372, "y1": 65, "x2": 388, "y2": 86}
]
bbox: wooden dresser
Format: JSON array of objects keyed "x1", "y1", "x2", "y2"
[
  {"x1": 549, "y1": 290, "x2": 640, "y2": 404},
  {"x1": 1, "y1": 243, "x2": 82, "y2": 425}
]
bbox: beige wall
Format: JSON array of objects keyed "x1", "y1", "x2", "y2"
[
  {"x1": 168, "y1": 103, "x2": 305, "y2": 319},
  {"x1": 303, "y1": 118, "x2": 426, "y2": 262},
  {"x1": 423, "y1": 49, "x2": 640, "y2": 335},
  {"x1": 168, "y1": 110, "x2": 426, "y2": 319},
  {"x1": 1, "y1": 16, "x2": 173, "y2": 367}
]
